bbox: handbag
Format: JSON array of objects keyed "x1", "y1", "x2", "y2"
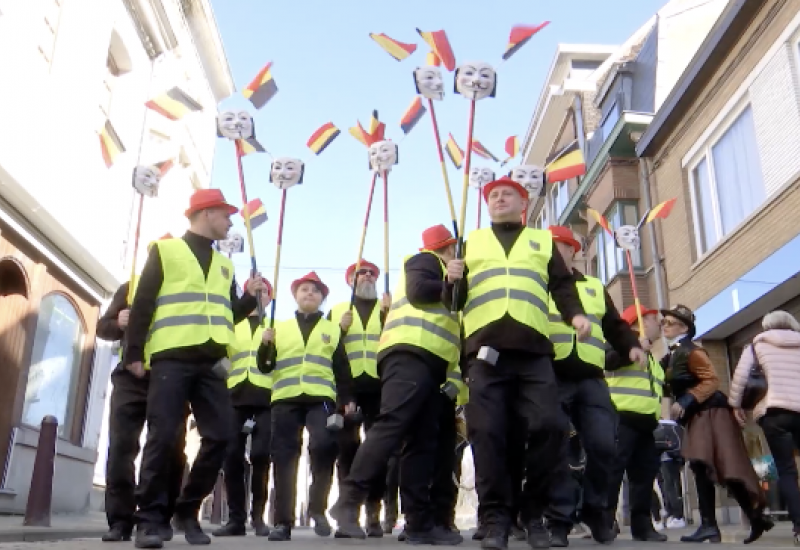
[{"x1": 740, "y1": 343, "x2": 768, "y2": 410}]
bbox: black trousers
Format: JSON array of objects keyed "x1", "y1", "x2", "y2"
[
  {"x1": 337, "y1": 391, "x2": 385, "y2": 505},
  {"x1": 759, "y1": 408, "x2": 800, "y2": 531},
  {"x1": 659, "y1": 459, "x2": 685, "y2": 519},
  {"x1": 223, "y1": 405, "x2": 272, "y2": 526},
  {"x1": 428, "y1": 393, "x2": 458, "y2": 526},
  {"x1": 385, "y1": 449, "x2": 400, "y2": 518},
  {"x1": 607, "y1": 423, "x2": 661, "y2": 526},
  {"x1": 271, "y1": 401, "x2": 338, "y2": 526},
  {"x1": 340, "y1": 352, "x2": 445, "y2": 532},
  {"x1": 466, "y1": 352, "x2": 565, "y2": 529},
  {"x1": 135, "y1": 360, "x2": 232, "y2": 526},
  {"x1": 546, "y1": 377, "x2": 618, "y2": 527},
  {"x1": 105, "y1": 369, "x2": 186, "y2": 530}
]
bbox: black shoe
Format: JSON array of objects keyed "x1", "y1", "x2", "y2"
[
  {"x1": 680, "y1": 523, "x2": 721, "y2": 543},
  {"x1": 398, "y1": 529, "x2": 407, "y2": 542},
  {"x1": 405, "y1": 525, "x2": 464, "y2": 545},
  {"x1": 549, "y1": 523, "x2": 570, "y2": 548},
  {"x1": 525, "y1": 519, "x2": 550, "y2": 549},
  {"x1": 268, "y1": 524, "x2": 291, "y2": 541},
  {"x1": 102, "y1": 524, "x2": 132, "y2": 542},
  {"x1": 472, "y1": 524, "x2": 487, "y2": 540},
  {"x1": 631, "y1": 515, "x2": 668, "y2": 542},
  {"x1": 330, "y1": 499, "x2": 366, "y2": 539},
  {"x1": 179, "y1": 517, "x2": 210, "y2": 545},
  {"x1": 582, "y1": 508, "x2": 615, "y2": 544},
  {"x1": 743, "y1": 514, "x2": 774, "y2": 545},
  {"x1": 212, "y1": 521, "x2": 246, "y2": 537},
  {"x1": 252, "y1": 518, "x2": 270, "y2": 537},
  {"x1": 366, "y1": 508, "x2": 383, "y2": 538},
  {"x1": 134, "y1": 525, "x2": 163, "y2": 549},
  {"x1": 510, "y1": 522, "x2": 526, "y2": 542},
  {"x1": 158, "y1": 524, "x2": 173, "y2": 542},
  {"x1": 310, "y1": 512, "x2": 332, "y2": 537},
  {"x1": 480, "y1": 527, "x2": 508, "y2": 550}
]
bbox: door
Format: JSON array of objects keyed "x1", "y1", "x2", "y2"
[{"x1": 0, "y1": 258, "x2": 31, "y2": 487}]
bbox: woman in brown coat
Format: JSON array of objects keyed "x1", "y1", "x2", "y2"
[{"x1": 660, "y1": 305, "x2": 772, "y2": 544}]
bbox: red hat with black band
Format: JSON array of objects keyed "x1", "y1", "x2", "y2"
[
  {"x1": 549, "y1": 225, "x2": 582, "y2": 255},
  {"x1": 420, "y1": 224, "x2": 457, "y2": 251},
  {"x1": 291, "y1": 271, "x2": 329, "y2": 299},
  {"x1": 621, "y1": 304, "x2": 659, "y2": 326},
  {"x1": 345, "y1": 260, "x2": 380, "y2": 285},
  {"x1": 482, "y1": 176, "x2": 529, "y2": 203},
  {"x1": 184, "y1": 189, "x2": 238, "y2": 218}
]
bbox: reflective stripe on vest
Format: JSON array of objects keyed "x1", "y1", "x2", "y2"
[
  {"x1": 144, "y1": 239, "x2": 235, "y2": 360},
  {"x1": 548, "y1": 276, "x2": 607, "y2": 367},
  {"x1": 462, "y1": 228, "x2": 552, "y2": 338},
  {"x1": 330, "y1": 301, "x2": 381, "y2": 379},
  {"x1": 377, "y1": 252, "x2": 461, "y2": 364},
  {"x1": 606, "y1": 354, "x2": 665, "y2": 417},
  {"x1": 271, "y1": 317, "x2": 340, "y2": 402},
  {"x1": 227, "y1": 319, "x2": 273, "y2": 390}
]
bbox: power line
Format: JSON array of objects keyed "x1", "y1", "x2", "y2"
[{"x1": 229, "y1": 262, "x2": 403, "y2": 273}]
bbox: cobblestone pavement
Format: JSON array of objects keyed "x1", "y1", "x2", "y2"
[{"x1": 0, "y1": 528, "x2": 797, "y2": 549}]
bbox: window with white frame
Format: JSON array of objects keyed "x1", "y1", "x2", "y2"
[
  {"x1": 535, "y1": 206, "x2": 549, "y2": 229},
  {"x1": 38, "y1": 0, "x2": 61, "y2": 66},
  {"x1": 689, "y1": 105, "x2": 765, "y2": 255},
  {"x1": 594, "y1": 201, "x2": 642, "y2": 284},
  {"x1": 552, "y1": 180, "x2": 570, "y2": 220}
]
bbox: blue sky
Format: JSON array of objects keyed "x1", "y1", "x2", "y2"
[{"x1": 209, "y1": 0, "x2": 668, "y2": 320}]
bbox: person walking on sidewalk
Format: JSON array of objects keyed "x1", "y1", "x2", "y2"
[{"x1": 213, "y1": 278, "x2": 275, "y2": 538}]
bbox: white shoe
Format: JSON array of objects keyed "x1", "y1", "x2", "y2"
[
  {"x1": 666, "y1": 517, "x2": 686, "y2": 529},
  {"x1": 653, "y1": 521, "x2": 665, "y2": 531}
]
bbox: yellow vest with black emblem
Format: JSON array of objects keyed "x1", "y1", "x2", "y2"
[
  {"x1": 444, "y1": 363, "x2": 469, "y2": 406},
  {"x1": 227, "y1": 319, "x2": 273, "y2": 390},
  {"x1": 144, "y1": 239, "x2": 235, "y2": 361},
  {"x1": 463, "y1": 227, "x2": 552, "y2": 338},
  {"x1": 606, "y1": 354, "x2": 664, "y2": 417},
  {"x1": 329, "y1": 301, "x2": 381, "y2": 379},
  {"x1": 272, "y1": 317, "x2": 340, "y2": 402},
  {"x1": 377, "y1": 252, "x2": 460, "y2": 364},
  {"x1": 548, "y1": 276, "x2": 606, "y2": 368}
]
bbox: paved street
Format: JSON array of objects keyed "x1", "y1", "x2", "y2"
[{"x1": 0, "y1": 528, "x2": 797, "y2": 549}]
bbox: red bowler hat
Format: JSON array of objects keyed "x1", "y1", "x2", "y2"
[
  {"x1": 291, "y1": 271, "x2": 329, "y2": 299},
  {"x1": 345, "y1": 260, "x2": 379, "y2": 284},
  {"x1": 549, "y1": 225, "x2": 582, "y2": 254},
  {"x1": 621, "y1": 304, "x2": 659, "y2": 326},
  {"x1": 244, "y1": 276, "x2": 274, "y2": 299},
  {"x1": 184, "y1": 189, "x2": 239, "y2": 218},
  {"x1": 482, "y1": 176, "x2": 529, "y2": 203},
  {"x1": 420, "y1": 224, "x2": 457, "y2": 251}
]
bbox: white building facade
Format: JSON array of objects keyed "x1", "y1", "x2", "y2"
[{"x1": 0, "y1": 0, "x2": 233, "y2": 514}]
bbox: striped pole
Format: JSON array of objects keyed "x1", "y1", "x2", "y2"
[
  {"x1": 268, "y1": 189, "x2": 288, "y2": 328},
  {"x1": 235, "y1": 139, "x2": 265, "y2": 322},
  {"x1": 427, "y1": 98, "x2": 458, "y2": 240},
  {"x1": 451, "y1": 98, "x2": 477, "y2": 312},
  {"x1": 350, "y1": 172, "x2": 379, "y2": 308},
  {"x1": 382, "y1": 170, "x2": 390, "y2": 294}
]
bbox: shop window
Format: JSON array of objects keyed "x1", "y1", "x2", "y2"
[
  {"x1": 21, "y1": 292, "x2": 85, "y2": 438},
  {"x1": 595, "y1": 202, "x2": 642, "y2": 284}
]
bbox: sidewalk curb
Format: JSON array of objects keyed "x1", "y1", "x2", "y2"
[{"x1": 0, "y1": 528, "x2": 108, "y2": 543}]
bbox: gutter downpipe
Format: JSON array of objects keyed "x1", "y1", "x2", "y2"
[{"x1": 639, "y1": 156, "x2": 667, "y2": 310}]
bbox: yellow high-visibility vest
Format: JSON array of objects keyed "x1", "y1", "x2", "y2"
[
  {"x1": 227, "y1": 319, "x2": 273, "y2": 390},
  {"x1": 462, "y1": 228, "x2": 552, "y2": 338},
  {"x1": 606, "y1": 354, "x2": 664, "y2": 417},
  {"x1": 143, "y1": 239, "x2": 234, "y2": 361},
  {"x1": 548, "y1": 276, "x2": 607, "y2": 368},
  {"x1": 329, "y1": 301, "x2": 381, "y2": 379},
  {"x1": 271, "y1": 317, "x2": 340, "y2": 402},
  {"x1": 377, "y1": 252, "x2": 460, "y2": 364},
  {"x1": 118, "y1": 276, "x2": 138, "y2": 365}
]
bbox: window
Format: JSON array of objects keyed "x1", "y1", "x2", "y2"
[
  {"x1": 535, "y1": 206, "x2": 549, "y2": 229},
  {"x1": 22, "y1": 293, "x2": 85, "y2": 438},
  {"x1": 552, "y1": 181, "x2": 569, "y2": 220},
  {"x1": 689, "y1": 105, "x2": 765, "y2": 255},
  {"x1": 38, "y1": 0, "x2": 61, "y2": 65},
  {"x1": 601, "y1": 101, "x2": 619, "y2": 142},
  {"x1": 594, "y1": 202, "x2": 642, "y2": 284}
]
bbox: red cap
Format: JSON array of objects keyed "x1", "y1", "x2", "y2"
[
  {"x1": 420, "y1": 224, "x2": 457, "y2": 251},
  {"x1": 291, "y1": 271, "x2": 329, "y2": 299},
  {"x1": 549, "y1": 225, "x2": 581, "y2": 254},
  {"x1": 184, "y1": 189, "x2": 238, "y2": 218},
  {"x1": 345, "y1": 260, "x2": 379, "y2": 284},
  {"x1": 244, "y1": 277, "x2": 273, "y2": 299},
  {"x1": 482, "y1": 176, "x2": 529, "y2": 203},
  {"x1": 621, "y1": 304, "x2": 659, "y2": 326}
]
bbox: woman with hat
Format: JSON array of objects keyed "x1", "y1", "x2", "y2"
[
  {"x1": 331, "y1": 224, "x2": 463, "y2": 546},
  {"x1": 660, "y1": 305, "x2": 772, "y2": 544},
  {"x1": 261, "y1": 271, "x2": 355, "y2": 542}
]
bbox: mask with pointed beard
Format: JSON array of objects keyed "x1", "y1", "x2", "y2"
[{"x1": 355, "y1": 280, "x2": 377, "y2": 300}]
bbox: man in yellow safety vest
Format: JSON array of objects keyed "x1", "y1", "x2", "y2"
[
  {"x1": 125, "y1": 189, "x2": 268, "y2": 549},
  {"x1": 543, "y1": 225, "x2": 645, "y2": 547},
  {"x1": 213, "y1": 277, "x2": 275, "y2": 538},
  {"x1": 327, "y1": 259, "x2": 391, "y2": 537},
  {"x1": 331, "y1": 224, "x2": 463, "y2": 546},
  {"x1": 448, "y1": 177, "x2": 591, "y2": 550},
  {"x1": 605, "y1": 304, "x2": 667, "y2": 542}
]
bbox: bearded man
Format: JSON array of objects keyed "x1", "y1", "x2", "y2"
[{"x1": 328, "y1": 261, "x2": 391, "y2": 537}]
